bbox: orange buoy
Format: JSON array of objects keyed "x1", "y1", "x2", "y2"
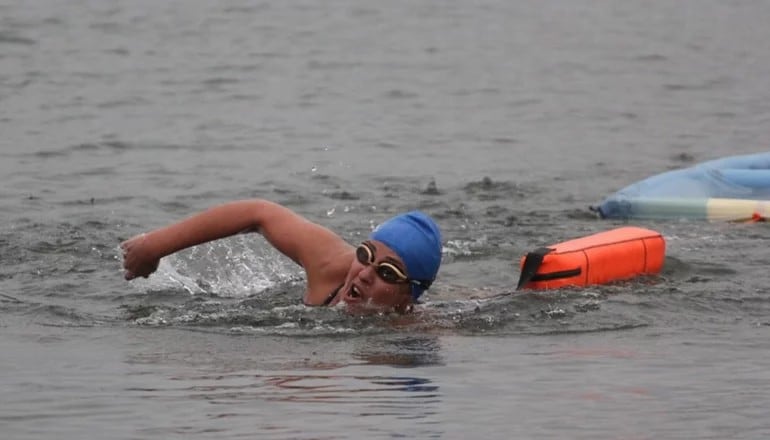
[{"x1": 516, "y1": 227, "x2": 665, "y2": 290}]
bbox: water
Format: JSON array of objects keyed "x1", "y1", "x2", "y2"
[{"x1": 2, "y1": 0, "x2": 770, "y2": 438}]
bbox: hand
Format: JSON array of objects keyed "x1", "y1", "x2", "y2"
[{"x1": 120, "y1": 233, "x2": 160, "y2": 280}]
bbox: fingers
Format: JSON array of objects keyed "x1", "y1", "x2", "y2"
[
  {"x1": 124, "y1": 268, "x2": 152, "y2": 281},
  {"x1": 120, "y1": 233, "x2": 145, "y2": 251},
  {"x1": 120, "y1": 233, "x2": 146, "y2": 281},
  {"x1": 119, "y1": 237, "x2": 133, "y2": 251},
  {"x1": 121, "y1": 234, "x2": 161, "y2": 283}
]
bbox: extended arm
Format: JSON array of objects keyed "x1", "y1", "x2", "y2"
[{"x1": 121, "y1": 199, "x2": 350, "y2": 280}]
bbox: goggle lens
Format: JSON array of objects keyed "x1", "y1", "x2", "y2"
[{"x1": 355, "y1": 243, "x2": 409, "y2": 284}]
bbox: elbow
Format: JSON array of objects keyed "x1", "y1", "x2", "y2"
[{"x1": 243, "y1": 198, "x2": 281, "y2": 233}]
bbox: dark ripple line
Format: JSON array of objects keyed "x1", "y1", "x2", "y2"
[
  {"x1": 0, "y1": 31, "x2": 36, "y2": 45},
  {"x1": 0, "y1": 292, "x2": 26, "y2": 304},
  {"x1": 7, "y1": 141, "x2": 254, "y2": 160},
  {"x1": 528, "y1": 322, "x2": 650, "y2": 336}
]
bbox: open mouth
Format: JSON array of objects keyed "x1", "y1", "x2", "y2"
[{"x1": 348, "y1": 284, "x2": 363, "y2": 300}]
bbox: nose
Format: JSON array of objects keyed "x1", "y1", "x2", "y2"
[{"x1": 358, "y1": 264, "x2": 377, "y2": 285}]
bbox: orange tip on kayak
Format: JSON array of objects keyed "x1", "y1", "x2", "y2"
[{"x1": 517, "y1": 227, "x2": 665, "y2": 290}]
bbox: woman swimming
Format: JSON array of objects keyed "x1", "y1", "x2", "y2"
[{"x1": 121, "y1": 199, "x2": 442, "y2": 314}]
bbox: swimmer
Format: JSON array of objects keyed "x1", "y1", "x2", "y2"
[{"x1": 121, "y1": 199, "x2": 442, "y2": 314}]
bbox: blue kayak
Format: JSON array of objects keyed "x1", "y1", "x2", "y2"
[{"x1": 596, "y1": 152, "x2": 770, "y2": 221}]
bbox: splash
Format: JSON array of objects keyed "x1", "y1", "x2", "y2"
[{"x1": 125, "y1": 235, "x2": 303, "y2": 297}]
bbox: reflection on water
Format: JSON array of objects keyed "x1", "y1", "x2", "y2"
[
  {"x1": 124, "y1": 333, "x2": 444, "y2": 437},
  {"x1": 352, "y1": 335, "x2": 444, "y2": 368},
  {"x1": 260, "y1": 373, "x2": 438, "y2": 405}
]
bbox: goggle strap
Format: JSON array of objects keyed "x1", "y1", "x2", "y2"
[{"x1": 411, "y1": 279, "x2": 433, "y2": 289}]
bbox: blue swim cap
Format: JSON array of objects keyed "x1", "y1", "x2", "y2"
[{"x1": 370, "y1": 211, "x2": 442, "y2": 300}]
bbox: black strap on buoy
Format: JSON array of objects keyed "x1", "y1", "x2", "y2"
[{"x1": 516, "y1": 247, "x2": 553, "y2": 290}]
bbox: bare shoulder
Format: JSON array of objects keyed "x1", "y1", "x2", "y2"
[
  {"x1": 249, "y1": 201, "x2": 355, "y2": 302},
  {"x1": 303, "y1": 244, "x2": 355, "y2": 305}
]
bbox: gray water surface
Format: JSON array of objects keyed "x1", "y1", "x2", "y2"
[{"x1": 2, "y1": 1, "x2": 770, "y2": 439}]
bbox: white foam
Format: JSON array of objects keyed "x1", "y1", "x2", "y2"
[{"x1": 126, "y1": 235, "x2": 304, "y2": 297}]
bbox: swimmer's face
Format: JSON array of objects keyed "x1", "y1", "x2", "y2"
[{"x1": 336, "y1": 240, "x2": 413, "y2": 314}]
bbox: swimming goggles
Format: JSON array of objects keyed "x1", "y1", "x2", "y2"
[{"x1": 356, "y1": 242, "x2": 432, "y2": 289}]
